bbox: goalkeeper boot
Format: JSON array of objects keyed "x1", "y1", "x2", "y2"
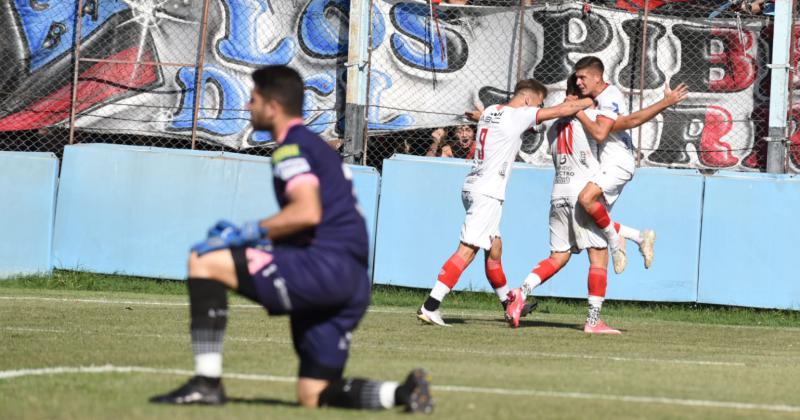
[
  {"x1": 149, "y1": 375, "x2": 226, "y2": 405},
  {"x1": 639, "y1": 229, "x2": 656, "y2": 269},
  {"x1": 417, "y1": 307, "x2": 449, "y2": 327},
  {"x1": 396, "y1": 368, "x2": 434, "y2": 414}
]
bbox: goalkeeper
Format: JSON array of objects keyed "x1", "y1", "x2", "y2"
[{"x1": 150, "y1": 65, "x2": 433, "y2": 414}]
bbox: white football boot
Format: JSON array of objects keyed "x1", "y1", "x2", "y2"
[
  {"x1": 639, "y1": 230, "x2": 656, "y2": 269},
  {"x1": 611, "y1": 237, "x2": 628, "y2": 274},
  {"x1": 417, "y1": 306, "x2": 449, "y2": 327}
]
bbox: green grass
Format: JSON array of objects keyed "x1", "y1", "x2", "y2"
[
  {"x1": 1, "y1": 273, "x2": 800, "y2": 419},
  {"x1": 5, "y1": 271, "x2": 800, "y2": 327}
]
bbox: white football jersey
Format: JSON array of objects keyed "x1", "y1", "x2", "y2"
[
  {"x1": 462, "y1": 104, "x2": 540, "y2": 201},
  {"x1": 547, "y1": 109, "x2": 609, "y2": 200},
  {"x1": 593, "y1": 85, "x2": 635, "y2": 166}
]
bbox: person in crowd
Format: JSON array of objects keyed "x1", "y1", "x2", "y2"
[{"x1": 426, "y1": 125, "x2": 476, "y2": 159}]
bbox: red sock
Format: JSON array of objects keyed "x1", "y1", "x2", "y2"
[
  {"x1": 437, "y1": 253, "x2": 468, "y2": 289},
  {"x1": 614, "y1": 222, "x2": 621, "y2": 233},
  {"x1": 588, "y1": 266, "x2": 608, "y2": 298},
  {"x1": 586, "y1": 202, "x2": 612, "y2": 229},
  {"x1": 485, "y1": 259, "x2": 507, "y2": 289},
  {"x1": 532, "y1": 258, "x2": 560, "y2": 284}
]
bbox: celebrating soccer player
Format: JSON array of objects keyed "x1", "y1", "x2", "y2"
[
  {"x1": 505, "y1": 74, "x2": 689, "y2": 333},
  {"x1": 417, "y1": 80, "x2": 594, "y2": 327},
  {"x1": 571, "y1": 56, "x2": 686, "y2": 273},
  {"x1": 150, "y1": 66, "x2": 433, "y2": 413}
]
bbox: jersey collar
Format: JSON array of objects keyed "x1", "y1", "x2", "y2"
[
  {"x1": 276, "y1": 118, "x2": 305, "y2": 144},
  {"x1": 594, "y1": 83, "x2": 610, "y2": 99}
]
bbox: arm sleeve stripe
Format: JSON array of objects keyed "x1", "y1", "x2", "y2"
[{"x1": 286, "y1": 173, "x2": 320, "y2": 193}]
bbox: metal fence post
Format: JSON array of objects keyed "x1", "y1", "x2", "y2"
[
  {"x1": 766, "y1": 0, "x2": 793, "y2": 173},
  {"x1": 635, "y1": 0, "x2": 651, "y2": 167},
  {"x1": 515, "y1": 0, "x2": 526, "y2": 82},
  {"x1": 344, "y1": 0, "x2": 371, "y2": 165},
  {"x1": 190, "y1": 0, "x2": 213, "y2": 151},
  {"x1": 68, "y1": 0, "x2": 87, "y2": 145}
]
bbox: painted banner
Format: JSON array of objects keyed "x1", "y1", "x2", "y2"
[{"x1": 0, "y1": 1, "x2": 780, "y2": 170}]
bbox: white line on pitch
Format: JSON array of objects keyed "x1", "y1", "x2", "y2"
[
  {"x1": 0, "y1": 364, "x2": 797, "y2": 414},
  {"x1": 2, "y1": 326, "x2": 746, "y2": 367},
  {"x1": 0, "y1": 295, "x2": 259, "y2": 309},
  {"x1": 2, "y1": 294, "x2": 799, "y2": 333}
]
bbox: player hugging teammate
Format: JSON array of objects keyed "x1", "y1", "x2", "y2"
[
  {"x1": 417, "y1": 80, "x2": 597, "y2": 327},
  {"x1": 418, "y1": 56, "x2": 688, "y2": 332},
  {"x1": 503, "y1": 57, "x2": 689, "y2": 333}
]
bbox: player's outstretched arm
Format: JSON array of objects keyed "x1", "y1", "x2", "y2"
[
  {"x1": 260, "y1": 182, "x2": 322, "y2": 239},
  {"x1": 536, "y1": 97, "x2": 593, "y2": 123},
  {"x1": 612, "y1": 83, "x2": 689, "y2": 132}
]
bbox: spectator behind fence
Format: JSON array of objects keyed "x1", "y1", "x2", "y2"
[{"x1": 426, "y1": 125, "x2": 476, "y2": 159}]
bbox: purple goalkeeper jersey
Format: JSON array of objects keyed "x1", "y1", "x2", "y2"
[{"x1": 270, "y1": 124, "x2": 369, "y2": 264}]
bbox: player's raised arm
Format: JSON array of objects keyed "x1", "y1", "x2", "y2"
[
  {"x1": 536, "y1": 97, "x2": 594, "y2": 124},
  {"x1": 612, "y1": 84, "x2": 688, "y2": 132}
]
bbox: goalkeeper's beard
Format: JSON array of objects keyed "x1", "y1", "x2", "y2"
[{"x1": 251, "y1": 119, "x2": 272, "y2": 132}]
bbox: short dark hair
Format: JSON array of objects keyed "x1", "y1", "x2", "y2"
[
  {"x1": 574, "y1": 56, "x2": 604, "y2": 74},
  {"x1": 251, "y1": 65, "x2": 304, "y2": 117},
  {"x1": 513, "y1": 79, "x2": 548, "y2": 99},
  {"x1": 566, "y1": 73, "x2": 580, "y2": 96}
]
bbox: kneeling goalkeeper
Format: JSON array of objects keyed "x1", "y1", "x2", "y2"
[{"x1": 150, "y1": 65, "x2": 432, "y2": 414}]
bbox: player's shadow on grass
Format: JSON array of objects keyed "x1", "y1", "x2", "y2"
[
  {"x1": 516, "y1": 319, "x2": 584, "y2": 331},
  {"x1": 227, "y1": 397, "x2": 298, "y2": 407},
  {"x1": 441, "y1": 318, "x2": 467, "y2": 325}
]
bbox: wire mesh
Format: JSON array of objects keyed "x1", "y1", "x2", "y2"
[
  {"x1": 364, "y1": 0, "x2": 775, "y2": 172},
  {"x1": 0, "y1": 0, "x2": 782, "y2": 172},
  {"x1": 0, "y1": 0, "x2": 347, "y2": 157}
]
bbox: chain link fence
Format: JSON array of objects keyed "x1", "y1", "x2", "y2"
[
  {"x1": 0, "y1": 0, "x2": 786, "y2": 172},
  {"x1": 364, "y1": 0, "x2": 776, "y2": 171}
]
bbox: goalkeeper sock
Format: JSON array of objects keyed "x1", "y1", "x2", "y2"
[
  {"x1": 319, "y1": 378, "x2": 399, "y2": 410},
  {"x1": 188, "y1": 278, "x2": 228, "y2": 378},
  {"x1": 615, "y1": 223, "x2": 643, "y2": 245}
]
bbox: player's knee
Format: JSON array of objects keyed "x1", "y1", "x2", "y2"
[
  {"x1": 578, "y1": 186, "x2": 598, "y2": 209},
  {"x1": 457, "y1": 243, "x2": 479, "y2": 263},
  {"x1": 297, "y1": 383, "x2": 322, "y2": 408},
  {"x1": 489, "y1": 238, "x2": 503, "y2": 260},
  {"x1": 187, "y1": 253, "x2": 212, "y2": 278},
  {"x1": 550, "y1": 253, "x2": 570, "y2": 268}
]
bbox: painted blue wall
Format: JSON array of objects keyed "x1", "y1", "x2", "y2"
[
  {"x1": 4, "y1": 146, "x2": 799, "y2": 310},
  {"x1": 0, "y1": 152, "x2": 59, "y2": 278},
  {"x1": 52, "y1": 144, "x2": 380, "y2": 280},
  {"x1": 698, "y1": 171, "x2": 800, "y2": 310},
  {"x1": 374, "y1": 155, "x2": 703, "y2": 303}
]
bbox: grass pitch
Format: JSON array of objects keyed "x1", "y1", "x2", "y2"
[{"x1": 1, "y1": 272, "x2": 799, "y2": 419}]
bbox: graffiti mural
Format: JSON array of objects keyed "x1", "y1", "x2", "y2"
[{"x1": 0, "y1": 1, "x2": 777, "y2": 171}]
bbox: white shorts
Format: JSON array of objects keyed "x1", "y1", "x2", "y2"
[
  {"x1": 592, "y1": 160, "x2": 634, "y2": 207},
  {"x1": 460, "y1": 191, "x2": 502, "y2": 250},
  {"x1": 549, "y1": 197, "x2": 608, "y2": 254}
]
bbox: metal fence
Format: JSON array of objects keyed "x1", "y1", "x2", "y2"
[{"x1": 0, "y1": 0, "x2": 790, "y2": 171}]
